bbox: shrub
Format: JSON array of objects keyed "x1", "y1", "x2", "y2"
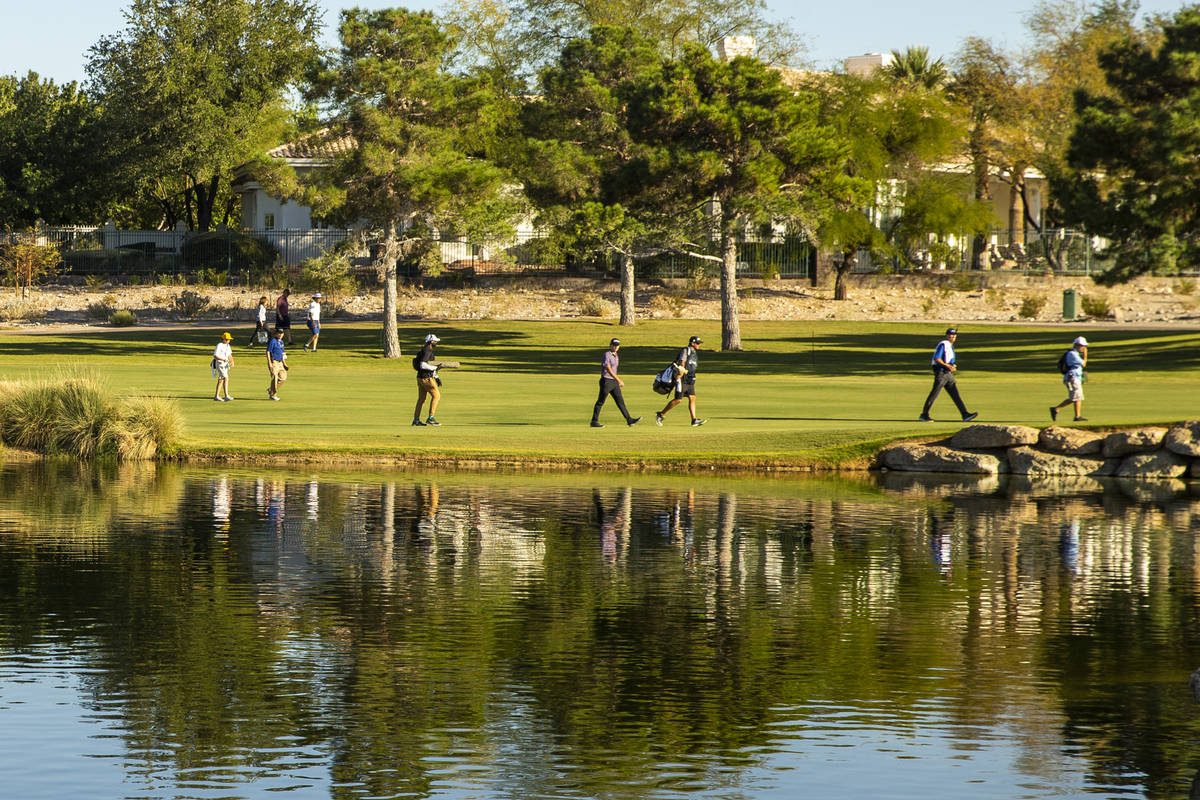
[
  {"x1": 296, "y1": 244, "x2": 356, "y2": 301},
  {"x1": 984, "y1": 287, "x2": 1006, "y2": 309},
  {"x1": 1175, "y1": 278, "x2": 1196, "y2": 295},
  {"x1": 649, "y1": 291, "x2": 687, "y2": 318},
  {"x1": 577, "y1": 292, "x2": 615, "y2": 317},
  {"x1": 173, "y1": 290, "x2": 211, "y2": 318},
  {"x1": 953, "y1": 273, "x2": 977, "y2": 292},
  {"x1": 1019, "y1": 294, "x2": 1047, "y2": 319},
  {"x1": 0, "y1": 299, "x2": 45, "y2": 321},
  {"x1": 86, "y1": 300, "x2": 116, "y2": 320},
  {"x1": 0, "y1": 375, "x2": 182, "y2": 460},
  {"x1": 180, "y1": 231, "x2": 277, "y2": 276},
  {"x1": 1080, "y1": 293, "x2": 1112, "y2": 318},
  {"x1": 108, "y1": 309, "x2": 137, "y2": 326}
]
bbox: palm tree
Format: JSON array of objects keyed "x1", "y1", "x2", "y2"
[{"x1": 883, "y1": 46, "x2": 947, "y2": 89}]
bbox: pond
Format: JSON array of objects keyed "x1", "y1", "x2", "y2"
[{"x1": 2, "y1": 461, "x2": 1200, "y2": 800}]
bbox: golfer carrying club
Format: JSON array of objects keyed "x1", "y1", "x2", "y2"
[
  {"x1": 590, "y1": 338, "x2": 641, "y2": 428},
  {"x1": 919, "y1": 327, "x2": 979, "y2": 423},
  {"x1": 413, "y1": 333, "x2": 442, "y2": 426},
  {"x1": 656, "y1": 335, "x2": 706, "y2": 427}
]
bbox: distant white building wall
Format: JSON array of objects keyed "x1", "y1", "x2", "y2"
[
  {"x1": 717, "y1": 36, "x2": 756, "y2": 61},
  {"x1": 844, "y1": 52, "x2": 894, "y2": 77}
]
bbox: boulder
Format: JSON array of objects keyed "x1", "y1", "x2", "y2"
[
  {"x1": 1039, "y1": 426, "x2": 1104, "y2": 456},
  {"x1": 1102, "y1": 427, "x2": 1167, "y2": 458},
  {"x1": 1164, "y1": 421, "x2": 1200, "y2": 457},
  {"x1": 1117, "y1": 449, "x2": 1191, "y2": 478},
  {"x1": 879, "y1": 444, "x2": 1001, "y2": 474},
  {"x1": 1006, "y1": 446, "x2": 1117, "y2": 477},
  {"x1": 949, "y1": 424, "x2": 1040, "y2": 449}
]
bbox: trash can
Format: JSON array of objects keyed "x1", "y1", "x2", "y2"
[{"x1": 1063, "y1": 289, "x2": 1078, "y2": 320}]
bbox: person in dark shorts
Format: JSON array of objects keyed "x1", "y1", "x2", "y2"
[
  {"x1": 656, "y1": 335, "x2": 706, "y2": 427},
  {"x1": 274, "y1": 288, "x2": 292, "y2": 344},
  {"x1": 413, "y1": 333, "x2": 442, "y2": 426},
  {"x1": 919, "y1": 327, "x2": 979, "y2": 422},
  {"x1": 590, "y1": 338, "x2": 641, "y2": 428}
]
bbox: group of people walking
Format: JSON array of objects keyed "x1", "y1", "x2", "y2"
[
  {"x1": 918, "y1": 327, "x2": 1091, "y2": 423},
  {"x1": 590, "y1": 335, "x2": 707, "y2": 428},
  {"x1": 214, "y1": 295, "x2": 1094, "y2": 426}
]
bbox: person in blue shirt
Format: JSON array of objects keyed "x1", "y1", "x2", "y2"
[
  {"x1": 919, "y1": 328, "x2": 978, "y2": 423},
  {"x1": 1051, "y1": 336, "x2": 1088, "y2": 422},
  {"x1": 266, "y1": 328, "x2": 288, "y2": 401}
]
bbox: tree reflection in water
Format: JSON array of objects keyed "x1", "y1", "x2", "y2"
[{"x1": 1, "y1": 462, "x2": 1200, "y2": 799}]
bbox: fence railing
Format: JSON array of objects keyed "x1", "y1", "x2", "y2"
[
  {"x1": 851, "y1": 228, "x2": 1108, "y2": 276},
  {"x1": 14, "y1": 226, "x2": 816, "y2": 283}
]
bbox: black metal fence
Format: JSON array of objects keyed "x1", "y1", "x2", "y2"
[
  {"x1": 16, "y1": 226, "x2": 815, "y2": 283},
  {"x1": 851, "y1": 227, "x2": 1108, "y2": 276}
]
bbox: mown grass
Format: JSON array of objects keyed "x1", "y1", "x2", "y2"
[{"x1": 1, "y1": 318, "x2": 1197, "y2": 467}]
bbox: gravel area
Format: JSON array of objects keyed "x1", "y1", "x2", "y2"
[{"x1": 3, "y1": 273, "x2": 1199, "y2": 329}]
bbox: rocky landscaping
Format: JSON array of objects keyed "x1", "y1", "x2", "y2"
[
  {"x1": 2, "y1": 272, "x2": 1200, "y2": 327},
  {"x1": 878, "y1": 421, "x2": 1200, "y2": 479}
]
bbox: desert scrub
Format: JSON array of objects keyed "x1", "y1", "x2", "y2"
[
  {"x1": 984, "y1": 287, "x2": 1006, "y2": 309},
  {"x1": 1019, "y1": 294, "x2": 1047, "y2": 319},
  {"x1": 577, "y1": 292, "x2": 615, "y2": 317},
  {"x1": 0, "y1": 299, "x2": 45, "y2": 321},
  {"x1": 108, "y1": 309, "x2": 137, "y2": 326},
  {"x1": 1175, "y1": 278, "x2": 1196, "y2": 295},
  {"x1": 649, "y1": 291, "x2": 687, "y2": 318},
  {"x1": 172, "y1": 290, "x2": 210, "y2": 318},
  {"x1": 0, "y1": 374, "x2": 183, "y2": 460},
  {"x1": 1080, "y1": 293, "x2": 1112, "y2": 318},
  {"x1": 86, "y1": 300, "x2": 116, "y2": 320}
]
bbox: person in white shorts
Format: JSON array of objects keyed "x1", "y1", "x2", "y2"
[
  {"x1": 304, "y1": 292, "x2": 322, "y2": 352},
  {"x1": 212, "y1": 331, "x2": 235, "y2": 401},
  {"x1": 1051, "y1": 336, "x2": 1089, "y2": 422}
]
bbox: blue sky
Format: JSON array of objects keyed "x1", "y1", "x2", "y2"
[{"x1": 0, "y1": 0, "x2": 1188, "y2": 86}]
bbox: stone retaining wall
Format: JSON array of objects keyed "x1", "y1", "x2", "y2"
[{"x1": 878, "y1": 421, "x2": 1200, "y2": 478}]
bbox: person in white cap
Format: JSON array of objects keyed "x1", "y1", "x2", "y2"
[
  {"x1": 412, "y1": 333, "x2": 442, "y2": 426},
  {"x1": 304, "y1": 292, "x2": 322, "y2": 352},
  {"x1": 1051, "y1": 336, "x2": 1089, "y2": 422}
]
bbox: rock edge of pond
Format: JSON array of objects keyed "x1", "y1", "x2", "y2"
[{"x1": 878, "y1": 421, "x2": 1200, "y2": 479}]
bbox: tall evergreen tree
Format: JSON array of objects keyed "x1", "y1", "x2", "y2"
[
  {"x1": 629, "y1": 45, "x2": 854, "y2": 350},
  {"x1": 301, "y1": 8, "x2": 524, "y2": 357},
  {"x1": 521, "y1": 26, "x2": 668, "y2": 326},
  {"x1": 1056, "y1": 5, "x2": 1200, "y2": 282}
]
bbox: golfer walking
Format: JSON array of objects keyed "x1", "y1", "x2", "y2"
[
  {"x1": 919, "y1": 327, "x2": 979, "y2": 422},
  {"x1": 1051, "y1": 336, "x2": 1089, "y2": 422},
  {"x1": 304, "y1": 292, "x2": 322, "y2": 352},
  {"x1": 212, "y1": 331, "x2": 234, "y2": 401},
  {"x1": 590, "y1": 338, "x2": 641, "y2": 428},
  {"x1": 266, "y1": 328, "x2": 288, "y2": 401},
  {"x1": 412, "y1": 334, "x2": 442, "y2": 426},
  {"x1": 656, "y1": 335, "x2": 706, "y2": 427},
  {"x1": 247, "y1": 296, "x2": 268, "y2": 347}
]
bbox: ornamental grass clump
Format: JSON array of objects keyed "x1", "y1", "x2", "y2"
[{"x1": 0, "y1": 375, "x2": 183, "y2": 460}]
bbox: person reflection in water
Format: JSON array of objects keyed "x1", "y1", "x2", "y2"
[{"x1": 593, "y1": 490, "x2": 623, "y2": 563}]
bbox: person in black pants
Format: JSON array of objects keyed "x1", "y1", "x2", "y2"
[
  {"x1": 591, "y1": 338, "x2": 641, "y2": 427},
  {"x1": 919, "y1": 327, "x2": 979, "y2": 422}
]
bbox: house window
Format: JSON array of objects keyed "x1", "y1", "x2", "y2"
[{"x1": 264, "y1": 213, "x2": 275, "y2": 230}]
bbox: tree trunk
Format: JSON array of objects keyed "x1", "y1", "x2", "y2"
[
  {"x1": 193, "y1": 174, "x2": 219, "y2": 232},
  {"x1": 719, "y1": 217, "x2": 741, "y2": 351},
  {"x1": 379, "y1": 227, "x2": 402, "y2": 358},
  {"x1": 834, "y1": 250, "x2": 855, "y2": 300},
  {"x1": 1019, "y1": 183, "x2": 1061, "y2": 272},
  {"x1": 618, "y1": 250, "x2": 635, "y2": 326},
  {"x1": 969, "y1": 123, "x2": 991, "y2": 270}
]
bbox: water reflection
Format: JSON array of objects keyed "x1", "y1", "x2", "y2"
[{"x1": 2, "y1": 463, "x2": 1200, "y2": 799}]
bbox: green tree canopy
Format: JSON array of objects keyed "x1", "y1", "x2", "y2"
[
  {"x1": 86, "y1": 0, "x2": 322, "y2": 231},
  {"x1": 0, "y1": 73, "x2": 112, "y2": 226},
  {"x1": 628, "y1": 46, "x2": 856, "y2": 350},
  {"x1": 521, "y1": 26, "x2": 673, "y2": 325},
  {"x1": 301, "y1": 7, "x2": 524, "y2": 357}
]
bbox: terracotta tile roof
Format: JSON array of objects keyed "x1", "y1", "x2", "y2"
[{"x1": 267, "y1": 129, "x2": 356, "y2": 159}]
